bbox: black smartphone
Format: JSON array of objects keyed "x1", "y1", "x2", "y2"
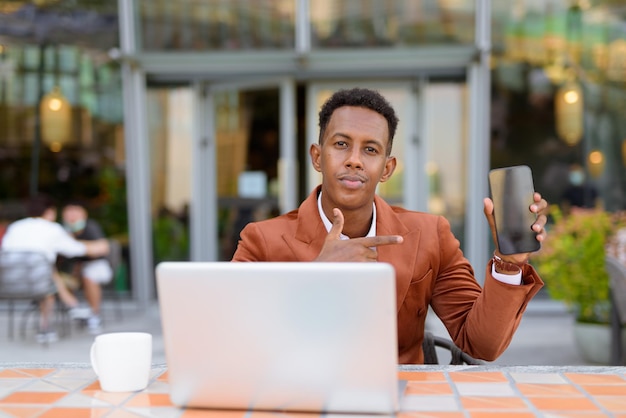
[{"x1": 488, "y1": 165, "x2": 541, "y2": 255}]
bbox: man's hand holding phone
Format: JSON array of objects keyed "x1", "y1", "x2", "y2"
[
  {"x1": 484, "y1": 192, "x2": 548, "y2": 265},
  {"x1": 485, "y1": 165, "x2": 549, "y2": 272}
]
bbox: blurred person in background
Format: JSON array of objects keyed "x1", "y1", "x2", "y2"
[
  {"x1": 0, "y1": 221, "x2": 7, "y2": 245},
  {"x1": 1, "y1": 195, "x2": 109, "y2": 343},
  {"x1": 59, "y1": 201, "x2": 113, "y2": 335},
  {"x1": 561, "y1": 163, "x2": 600, "y2": 213}
]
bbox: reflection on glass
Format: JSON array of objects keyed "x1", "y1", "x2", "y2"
[
  {"x1": 0, "y1": 43, "x2": 129, "y2": 295},
  {"x1": 147, "y1": 87, "x2": 192, "y2": 263},
  {"x1": 145, "y1": 86, "x2": 281, "y2": 262},
  {"x1": 138, "y1": 0, "x2": 295, "y2": 51},
  {"x1": 310, "y1": 0, "x2": 475, "y2": 49},
  {"x1": 424, "y1": 84, "x2": 467, "y2": 245},
  {"x1": 217, "y1": 89, "x2": 280, "y2": 261}
]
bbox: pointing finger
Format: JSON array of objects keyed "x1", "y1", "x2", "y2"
[
  {"x1": 327, "y1": 208, "x2": 344, "y2": 240},
  {"x1": 357, "y1": 235, "x2": 403, "y2": 248}
]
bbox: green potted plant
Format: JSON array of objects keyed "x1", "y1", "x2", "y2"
[{"x1": 533, "y1": 205, "x2": 626, "y2": 363}]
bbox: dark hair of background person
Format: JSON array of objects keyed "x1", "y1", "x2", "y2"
[
  {"x1": 318, "y1": 88, "x2": 399, "y2": 156},
  {"x1": 27, "y1": 194, "x2": 57, "y2": 217},
  {"x1": 62, "y1": 199, "x2": 90, "y2": 210}
]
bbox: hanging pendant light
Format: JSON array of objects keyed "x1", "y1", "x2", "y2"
[
  {"x1": 588, "y1": 149, "x2": 605, "y2": 178},
  {"x1": 555, "y1": 78, "x2": 584, "y2": 146},
  {"x1": 40, "y1": 86, "x2": 71, "y2": 152}
]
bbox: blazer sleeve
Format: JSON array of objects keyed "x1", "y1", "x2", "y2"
[
  {"x1": 231, "y1": 223, "x2": 266, "y2": 261},
  {"x1": 429, "y1": 216, "x2": 544, "y2": 361}
]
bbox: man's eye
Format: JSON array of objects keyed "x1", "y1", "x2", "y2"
[
  {"x1": 336, "y1": 141, "x2": 347, "y2": 147},
  {"x1": 365, "y1": 147, "x2": 378, "y2": 154}
]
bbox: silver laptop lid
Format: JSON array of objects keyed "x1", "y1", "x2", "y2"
[{"x1": 156, "y1": 262, "x2": 398, "y2": 414}]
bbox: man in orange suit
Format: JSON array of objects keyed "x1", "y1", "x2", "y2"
[{"x1": 232, "y1": 87, "x2": 547, "y2": 364}]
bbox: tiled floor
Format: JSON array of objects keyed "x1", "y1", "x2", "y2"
[
  {"x1": 400, "y1": 369, "x2": 626, "y2": 416},
  {"x1": 0, "y1": 365, "x2": 625, "y2": 417}
]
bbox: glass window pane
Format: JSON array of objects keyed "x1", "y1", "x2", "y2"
[
  {"x1": 424, "y1": 83, "x2": 467, "y2": 245},
  {"x1": 147, "y1": 87, "x2": 192, "y2": 263},
  {"x1": 59, "y1": 75, "x2": 77, "y2": 104},
  {"x1": 215, "y1": 88, "x2": 280, "y2": 261},
  {"x1": 80, "y1": 55, "x2": 95, "y2": 87},
  {"x1": 491, "y1": 0, "x2": 626, "y2": 214},
  {"x1": 81, "y1": 90, "x2": 97, "y2": 115},
  {"x1": 97, "y1": 66, "x2": 111, "y2": 86},
  {"x1": 43, "y1": 47, "x2": 56, "y2": 71},
  {"x1": 310, "y1": 0, "x2": 475, "y2": 49},
  {"x1": 374, "y1": 89, "x2": 406, "y2": 204},
  {"x1": 58, "y1": 46, "x2": 79, "y2": 73},
  {"x1": 138, "y1": 0, "x2": 295, "y2": 52},
  {"x1": 22, "y1": 45, "x2": 40, "y2": 70},
  {"x1": 22, "y1": 73, "x2": 39, "y2": 105}
]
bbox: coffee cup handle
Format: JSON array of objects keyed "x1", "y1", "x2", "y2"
[{"x1": 90, "y1": 342, "x2": 99, "y2": 376}]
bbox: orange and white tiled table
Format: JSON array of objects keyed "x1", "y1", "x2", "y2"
[{"x1": 0, "y1": 363, "x2": 625, "y2": 417}]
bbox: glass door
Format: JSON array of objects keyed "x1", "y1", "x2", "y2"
[
  {"x1": 211, "y1": 86, "x2": 281, "y2": 261},
  {"x1": 146, "y1": 84, "x2": 193, "y2": 265},
  {"x1": 146, "y1": 79, "x2": 296, "y2": 263},
  {"x1": 200, "y1": 79, "x2": 297, "y2": 261}
]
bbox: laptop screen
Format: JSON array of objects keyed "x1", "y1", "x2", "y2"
[{"x1": 156, "y1": 261, "x2": 398, "y2": 414}]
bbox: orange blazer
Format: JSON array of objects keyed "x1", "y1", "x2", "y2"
[{"x1": 232, "y1": 186, "x2": 544, "y2": 364}]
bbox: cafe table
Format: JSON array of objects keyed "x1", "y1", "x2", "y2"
[{"x1": 0, "y1": 362, "x2": 625, "y2": 417}]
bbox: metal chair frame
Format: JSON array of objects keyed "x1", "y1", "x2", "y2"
[
  {"x1": 422, "y1": 331, "x2": 485, "y2": 365},
  {"x1": 606, "y1": 255, "x2": 626, "y2": 366},
  {"x1": 0, "y1": 250, "x2": 69, "y2": 339}
]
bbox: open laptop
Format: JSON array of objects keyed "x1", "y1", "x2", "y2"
[{"x1": 155, "y1": 261, "x2": 399, "y2": 414}]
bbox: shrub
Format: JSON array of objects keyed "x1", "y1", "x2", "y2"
[{"x1": 532, "y1": 206, "x2": 626, "y2": 323}]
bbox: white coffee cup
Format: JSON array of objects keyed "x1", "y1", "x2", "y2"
[{"x1": 90, "y1": 332, "x2": 152, "y2": 392}]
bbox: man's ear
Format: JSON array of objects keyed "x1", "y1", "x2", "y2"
[
  {"x1": 310, "y1": 143, "x2": 322, "y2": 173},
  {"x1": 379, "y1": 156, "x2": 397, "y2": 183}
]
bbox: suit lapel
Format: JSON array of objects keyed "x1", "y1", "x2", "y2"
[
  {"x1": 287, "y1": 186, "x2": 327, "y2": 261},
  {"x1": 375, "y1": 195, "x2": 420, "y2": 313}
]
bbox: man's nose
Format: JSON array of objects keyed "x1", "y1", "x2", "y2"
[{"x1": 345, "y1": 148, "x2": 363, "y2": 169}]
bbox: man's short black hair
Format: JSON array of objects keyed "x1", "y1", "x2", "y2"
[{"x1": 318, "y1": 87, "x2": 399, "y2": 155}]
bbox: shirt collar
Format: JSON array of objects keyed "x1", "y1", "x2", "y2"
[{"x1": 317, "y1": 191, "x2": 376, "y2": 240}]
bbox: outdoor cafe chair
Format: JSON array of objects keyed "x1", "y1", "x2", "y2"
[
  {"x1": 0, "y1": 250, "x2": 69, "y2": 340},
  {"x1": 422, "y1": 331, "x2": 485, "y2": 365},
  {"x1": 606, "y1": 255, "x2": 626, "y2": 365}
]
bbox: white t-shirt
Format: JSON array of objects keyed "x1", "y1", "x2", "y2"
[{"x1": 1, "y1": 217, "x2": 87, "y2": 263}]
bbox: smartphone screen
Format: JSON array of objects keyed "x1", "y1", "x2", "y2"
[{"x1": 488, "y1": 165, "x2": 541, "y2": 255}]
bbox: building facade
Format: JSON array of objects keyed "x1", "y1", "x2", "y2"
[{"x1": 1, "y1": 0, "x2": 624, "y2": 305}]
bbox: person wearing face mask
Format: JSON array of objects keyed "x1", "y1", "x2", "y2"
[
  {"x1": 561, "y1": 163, "x2": 599, "y2": 213},
  {"x1": 59, "y1": 201, "x2": 113, "y2": 335},
  {"x1": 1, "y1": 195, "x2": 110, "y2": 343}
]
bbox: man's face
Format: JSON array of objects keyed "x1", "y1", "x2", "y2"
[
  {"x1": 62, "y1": 205, "x2": 87, "y2": 232},
  {"x1": 310, "y1": 106, "x2": 396, "y2": 212}
]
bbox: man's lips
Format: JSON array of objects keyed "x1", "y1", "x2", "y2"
[{"x1": 338, "y1": 174, "x2": 366, "y2": 189}]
